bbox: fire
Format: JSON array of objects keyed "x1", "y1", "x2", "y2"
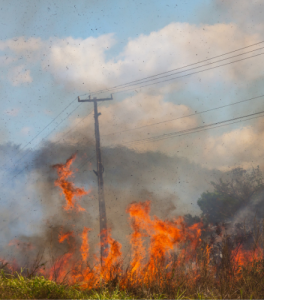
[
  {"x1": 2, "y1": 154, "x2": 263, "y2": 296},
  {"x1": 125, "y1": 201, "x2": 204, "y2": 287},
  {"x1": 233, "y1": 246, "x2": 264, "y2": 267},
  {"x1": 52, "y1": 154, "x2": 88, "y2": 212},
  {"x1": 80, "y1": 227, "x2": 91, "y2": 263},
  {"x1": 48, "y1": 252, "x2": 74, "y2": 282},
  {"x1": 58, "y1": 230, "x2": 73, "y2": 243}
]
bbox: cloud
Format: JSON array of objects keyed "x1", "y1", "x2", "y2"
[
  {"x1": 44, "y1": 34, "x2": 116, "y2": 90},
  {"x1": 0, "y1": 37, "x2": 43, "y2": 54},
  {"x1": 41, "y1": 22, "x2": 262, "y2": 93},
  {"x1": 7, "y1": 65, "x2": 32, "y2": 86},
  {"x1": 200, "y1": 118, "x2": 264, "y2": 170},
  {"x1": 0, "y1": 20, "x2": 263, "y2": 95},
  {"x1": 0, "y1": 22, "x2": 261, "y2": 92}
]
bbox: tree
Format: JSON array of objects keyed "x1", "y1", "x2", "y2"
[{"x1": 197, "y1": 167, "x2": 264, "y2": 225}]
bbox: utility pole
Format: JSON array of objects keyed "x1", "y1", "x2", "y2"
[{"x1": 78, "y1": 94, "x2": 113, "y2": 265}]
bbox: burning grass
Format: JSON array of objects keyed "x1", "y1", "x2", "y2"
[
  {"x1": 0, "y1": 209, "x2": 264, "y2": 299},
  {"x1": 0, "y1": 155, "x2": 264, "y2": 299}
]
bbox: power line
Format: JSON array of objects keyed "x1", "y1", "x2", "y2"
[
  {"x1": 79, "y1": 112, "x2": 264, "y2": 170},
  {"x1": 49, "y1": 94, "x2": 263, "y2": 157},
  {"x1": 153, "y1": 114, "x2": 264, "y2": 143},
  {"x1": 39, "y1": 103, "x2": 82, "y2": 144},
  {"x1": 53, "y1": 110, "x2": 93, "y2": 143},
  {"x1": 93, "y1": 47, "x2": 263, "y2": 95},
  {"x1": 48, "y1": 48, "x2": 264, "y2": 146},
  {"x1": 16, "y1": 98, "x2": 77, "y2": 154},
  {"x1": 86, "y1": 41, "x2": 264, "y2": 96},
  {"x1": 1, "y1": 104, "x2": 83, "y2": 186},
  {"x1": 111, "y1": 52, "x2": 264, "y2": 96},
  {"x1": 116, "y1": 111, "x2": 264, "y2": 145},
  {"x1": 102, "y1": 95, "x2": 264, "y2": 137},
  {"x1": 59, "y1": 95, "x2": 264, "y2": 168},
  {"x1": 40, "y1": 52, "x2": 264, "y2": 161},
  {"x1": 1, "y1": 97, "x2": 78, "y2": 173},
  {"x1": 58, "y1": 76, "x2": 264, "y2": 146},
  {"x1": 11, "y1": 103, "x2": 82, "y2": 168}
]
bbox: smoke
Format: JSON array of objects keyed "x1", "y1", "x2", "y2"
[
  {"x1": 0, "y1": 138, "x2": 225, "y2": 264},
  {"x1": 0, "y1": 114, "x2": 264, "y2": 272},
  {"x1": 231, "y1": 189, "x2": 264, "y2": 226}
]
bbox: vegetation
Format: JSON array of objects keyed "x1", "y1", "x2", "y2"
[
  {"x1": 0, "y1": 269, "x2": 134, "y2": 299},
  {"x1": 197, "y1": 167, "x2": 264, "y2": 225}
]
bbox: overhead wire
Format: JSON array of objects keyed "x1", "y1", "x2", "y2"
[
  {"x1": 33, "y1": 66, "x2": 264, "y2": 149},
  {"x1": 23, "y1": 94, "x2": 264, "y2": 170},
  {"x1": 15, "y1": 98, "x2": 77, "y2": 155},
  {"x1": 79, "y1": 111, "x2": 264, "y2": 170},
  {"x1": 40, "y1": 93, "x2": 264, "y2": 153},
  {"x1": 111, "y1": 52, "x2": 264, "y2": 95},
  {"x1": 86, "y1": 41, "x2": 264, "y2": 96},
  {"x1": 94, "y1": 47, "x2": 264, "y2": 95},
  {"x1": 39, "y1": 103, "x2": 82, "y2": 145},
  {"x1": 12, "y1": 103, "x2": 82, "y2": 167},
  {"x1": 1, "y1": 97, "x2": 79, "y2": 173},
  {"x1": 2, "y1": 103, "x2": 83, "y2": 185},
  {"x1": 115, "y1": 111, "x2": 264, "y2": 145},
  {"x1": 102, "y1": 95, "x2": 264, "y2": 137}
]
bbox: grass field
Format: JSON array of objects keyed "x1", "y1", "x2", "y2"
[
  {"x1": 0, "y1": 271, "x2": 263, "y2": 299},
  {"x1": 0, "y1": 271, "x2": 134, "y2": 299}
]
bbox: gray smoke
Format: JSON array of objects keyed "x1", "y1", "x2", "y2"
[{"x1": 0, "y1": 139, "x2": 224, "y2": 266}]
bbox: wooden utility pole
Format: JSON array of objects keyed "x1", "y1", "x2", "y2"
[{"x1": 78, "y1": 94, "x2": 113, "y2": 265}]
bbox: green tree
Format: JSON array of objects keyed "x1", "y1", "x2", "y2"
[{"x1": 197, "y1": 167, "x2": 264, "y2": 225}]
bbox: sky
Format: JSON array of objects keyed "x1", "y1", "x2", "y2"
[
  {"x1": 0, "y1": 0, "x2": 263, "y2": 158},
  {"x1": 0, "y1": 0, "x2": 264, "y2": 247}
]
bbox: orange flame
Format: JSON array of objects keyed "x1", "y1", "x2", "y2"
[
  {"x1": 80, "y1": 227, "x2": 91, "y2": 263},
  {"x1": 58, "y1": 231, "x2": 74, "y2": 243},
  {"x1": 125, "y1": 201, "x2": 204, "y2": 286},
  {"x1": 53, "y1": 154, "x2": 88, "y2": 212}
]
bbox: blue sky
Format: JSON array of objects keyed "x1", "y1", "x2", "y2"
[{"x1": 1, "y1": 0, "x2": 210, "y2": 40}]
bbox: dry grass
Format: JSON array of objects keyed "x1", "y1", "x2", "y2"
[{"x1": 0, "y1": 225, "x2": 264, "y2": 299}]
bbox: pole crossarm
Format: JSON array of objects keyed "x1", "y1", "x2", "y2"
[{"x1": 78, "y1": 95, "x2": 113, "y2": 102}]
